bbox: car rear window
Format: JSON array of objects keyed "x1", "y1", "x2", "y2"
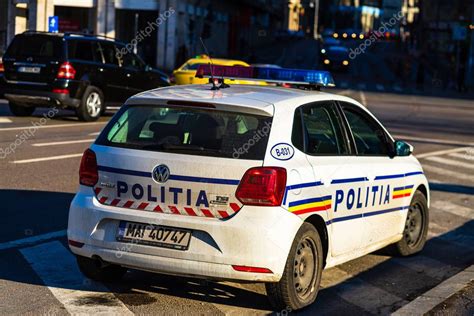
[
  {"x1": 96, "y1": 105, "x2": 273, "y2": 160},
  {"x1": 6, "y1": 35, "x2": 63, "y2": 58}
]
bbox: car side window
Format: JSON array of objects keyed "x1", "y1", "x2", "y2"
[
  {"x1": 292, "y1": 102, "x2": 348, "y2": 155},
  {"x1": 99, "y1": 42, "x2": 119, "y2": 66},
  {"x1": 122, "y1": 53, "x2": 144, "y2": 70},
  {"x1": 67, "y1": 40, "x2": 102, "y2": 63},
  {"x1": 341, "y1": 103, "x2": 390, "y2": 156}
]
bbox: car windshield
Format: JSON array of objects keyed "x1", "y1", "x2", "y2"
[{"x1": 96, "y1": 105, "x2": 273, "y2": 160}]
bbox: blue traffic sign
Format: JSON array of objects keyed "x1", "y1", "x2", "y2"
[{"x1": 48, "y1": 16, "x2": 59, "y2": 33}]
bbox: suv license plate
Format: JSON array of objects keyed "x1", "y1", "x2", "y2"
[
  {"x1": 117, "y1": 221, "x2": 191, "y2": 251},
  {"x1": 18, "y1": 66, "x2": 41, "y2": 74}
]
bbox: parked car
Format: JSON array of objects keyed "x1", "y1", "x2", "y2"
[{"x1": 1, "y1": 31, "x2": 170, "y2": 121}]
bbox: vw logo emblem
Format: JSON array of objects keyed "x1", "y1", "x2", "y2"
[{"x1": 152, "y1": 164, "x2": 170, "y2": 183}]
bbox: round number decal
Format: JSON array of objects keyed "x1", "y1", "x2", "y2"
[{"x1": 270, "y1": 143, "x2": 295, "y2": 161}]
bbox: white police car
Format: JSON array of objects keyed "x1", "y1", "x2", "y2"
[{"x1": 68, "y1": 66, "x2": 429, "y2": 310}]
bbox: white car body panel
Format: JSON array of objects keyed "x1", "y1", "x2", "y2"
[{"x1": 68, "y1": 84, "x2": 430, "y2": 282}]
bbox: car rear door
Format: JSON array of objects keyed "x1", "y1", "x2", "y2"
[
  {"x1": 292, "y1": 101, "x2": 368, "y2": 256},
  {"x1": 3, "y1": 34, "x2": 64, "y2": 85},
  {"x1": 92, "y1": 102, "x2": 273, "y2": 219},
  {"x1": 97, "y1": 41, "x2": 128, "y2": 103}
]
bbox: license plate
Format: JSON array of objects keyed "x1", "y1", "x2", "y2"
[
  {"x1": 117, "y1": 221, "x2": 191, "y2": 250},
  {"x1": 18, "y1": 66, "x2": 41, "y2": 74}
]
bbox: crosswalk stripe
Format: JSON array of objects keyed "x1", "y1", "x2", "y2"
[
  {"x1": 390, "y1": 256, "x2": 459, "y2": 281},
  {"x1": 431, "y1": 200, "x2": 474, "y2": 220},
  {"x1": 425, "y1": 156, "x2": 474, "y2": 170},
  {"x1": 422, "y1": 164, "x2": 473, "y2": 181},
  {"x1": 0, "y1": 118, "x2": 12, "y2": 123},
  {"x1": 20, "y1": 241, "x2": 134, "y2": 315},
  {"x1": 448, "y1": 152, "x2": 473, "y2": 160},
  {"x1": 321, "y1": 267, "x2": 408, "y2": 314}
]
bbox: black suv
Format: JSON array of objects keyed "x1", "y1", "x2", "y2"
[{"x1": 1, "y1": 31, "x2": 170, "y2": 121}]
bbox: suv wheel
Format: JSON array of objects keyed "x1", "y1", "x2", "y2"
[
  {"x1": 77, "y1": 86, "x2": 104, "y2": 121},
  {"x1": 390, "y1": 190, "x2": 429, "y2": 256},
  {"x1": 9, "y1": 102, "x2": 35, "y2": 117},
  {"x1": 76, "y1": 255, "x2": 127, "y2": 282},
  {"x1": 265, "y1": 223, "x2": 323, "y2": 311}
]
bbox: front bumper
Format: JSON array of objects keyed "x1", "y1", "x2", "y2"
[{"x1": 68, "y1": 187, "x2": 303, "y2": 282}]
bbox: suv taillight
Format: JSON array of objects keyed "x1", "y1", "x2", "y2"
[
  {"x1": 235, "y1": 167, "x2": 287, "y2": 206},
  {"x1": 57, "y1": 62, "x2": 76, "y2": 79},
  {"x1": 79, "y1": 149, "x2": 98, "y2": 187}
]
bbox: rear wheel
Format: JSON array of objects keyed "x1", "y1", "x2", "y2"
[
  {"x1": 9, "y1": 102, "x2": 35, "y2": 116},
  {"x1": 265, "y1": 223, "x2": 323, "y2": 311},
  {"x1": 76, "y1": 255, "x2": 127, "y2": 282},
  {"x1": 76, "y1": 86, "x2": 104, "y2": 121},
  {"x1": 390, "y1": 190, "x2": 429, "y2": 256}
]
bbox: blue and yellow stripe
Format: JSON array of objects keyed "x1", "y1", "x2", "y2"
[{"x1": 288, "y1": 195, "x2": 332, "y2": 215}]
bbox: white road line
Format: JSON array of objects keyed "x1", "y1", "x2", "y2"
[
  {"x1": 21, "y1": 241, "x2": 134, "y2": 315},
  {"x1": 392, "y1": 265, "x2": 474, "y2": 315},
  {"x1": 449, "y1": 152, "x2": 473, "y2": 161},
  {"x1": 321, "y1": 267, "x2": 408, "y2": 314},
  {"x1": 359, "y1": 91, "x2": 367, "y2": 107},
  {"x1": 0, "y1": 230, "x2": 66, "y2": 251},
  {"x1": 32, "y1": 139, "x2": 95, "y2": 147},
  {"x1": 416, "y1": 147, "x2": 473, "y2": 159},
  {"x1": 0, "y1": 122, "x2": 105, "y2": 132},
  {"x1": 394, "y1": 135, "x2": 474, "y2": 147},
  {"x1": 0, "y1": 118, "x2": 12, "y2": 123},
  {"x1": 426, "y1": 156, "x2": 474, "y2": 170},
  {"x1": 431, "y1": 200, "x2": 474, "y2": 220},
  {"x1": 10, "y1": 153, "x2": 83, "y2": 164},
  {"x1": 89, "y1": 132, "x2": 101, "y2": 136},
  {"x1": 422, "y1": 164, "x2": 473, "y2": 181}
]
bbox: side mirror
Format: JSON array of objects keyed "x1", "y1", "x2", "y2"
[{"x1": 394, "y1": 140, "x2": 413, "y2": 157}]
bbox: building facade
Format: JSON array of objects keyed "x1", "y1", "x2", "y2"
[{"x1": 2, "y1": 0, "x2": 284, "y2": 71}]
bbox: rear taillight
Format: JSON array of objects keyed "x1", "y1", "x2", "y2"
[
  {"x1": 52, "y1": 88, "x2": 69, "y2": 94},
  {"x1": 79, "y1": 149, "x2": 98, "y2": 187},
  {"x1": 57, "y1": 62, "x2": 76, "y2": 79},
  {"x1": 0, "y1": 61, "x2": 4, "y2": 73},
  {"x1": 235, "y1": 167, "x2": 287, "y2": 206}
]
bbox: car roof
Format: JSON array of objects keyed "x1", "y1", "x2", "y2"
[{"x1": 127, "y1": 84, "x2": 363, "y2": 116}]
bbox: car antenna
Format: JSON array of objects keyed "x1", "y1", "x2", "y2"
[{"x1": 199, "y1": 37, "x2": 227, "y2": 90}]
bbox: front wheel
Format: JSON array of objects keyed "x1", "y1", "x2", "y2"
[
  {"x1": 390, "y1": 190, "x2": 429, "y2": 256},
  {"x1": 265, "y1": 223, "x2": 323, "y2": 311},
  {"x1": 76, "y1": 86, "x2": 104, "y2": 121}
]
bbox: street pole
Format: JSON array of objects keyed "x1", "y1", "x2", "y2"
[{"x1": 313, "y1": 0, "x2": 319, "y2": 39}]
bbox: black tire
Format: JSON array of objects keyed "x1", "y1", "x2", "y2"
[
  {"x1": 265, "y1": 223, "x2": 323, "y2": 311},
  {"x1": 76, "y1": 86, "x2": 104, "y2": 121},
  {"x1": 76, "y1": 255, "x2": 127, "y2": 282},
  {"x1": 390, "y1": 190, "x2": 429, "y2": 256},
  {"x1": 9, "y1": 102, "x2": 35, "y2": 116}
]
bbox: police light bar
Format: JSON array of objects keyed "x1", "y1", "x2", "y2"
[{"x1": 195, "y1": 65, "x2": 335, "y2": 87}]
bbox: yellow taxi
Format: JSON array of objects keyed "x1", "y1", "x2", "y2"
[{"x1": 171, "y1": 55, "x2": 267, "y2": 85}]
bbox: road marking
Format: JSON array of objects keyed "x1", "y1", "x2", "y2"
[
  {"x1": 21, "y1": 241, "x2": 134, "y2": 315},
  {"x1": 11, "y1": 153, "x2": 83, "y2": 164},
  {"x1": 422, "y1": 164, "x2": 474, "y2": 181},
  {"x1": 394, "y1": 135, "x2": 474, "y2": 147},
  {"x1": 89, "y1": 132, "x2": 101, "y2": 136},
  {"x1": 0, "y1": 230, "x2": 66, "y2": 251},
  {"x1": 32, "y1": 139, "x2": 95, "y2": 147},
  {"x1": 449, "y1": 152, "x2": 473, "y2": 160},
  {"x1": 321, "y1": 267, "x2": 408, "y2": 314},
  {"x1": 416, "y1": 147, "x2": 473, "y2": 159},
  {"x1": 391, "y1": 256, "x2": 459, "y2": 281},
  {"x1": 426, "y1": 156, "x2": 474, "y2": 170},
  {"x1": 359, "y1": 91, "x2": 367, "y2": 107},
  {"x1": 0, "y1": 118, "x2": 12, "y2": 123},
  {"x1": 392, "y1": 265, "x2": 474, "y2": 315},
  {"x1": 431, "y1": 200, "x2": 474, "y2": 220},
  {"x1": 0, "y1": 122, "x2": 105, "y2": 132}
]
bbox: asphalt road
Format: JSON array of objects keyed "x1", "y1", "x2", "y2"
[{"x1": 0, "y1": 91, "x2": 473, "y2": 315}]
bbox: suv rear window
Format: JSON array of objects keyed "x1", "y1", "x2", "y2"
[
  {"x1": 96, "y1": 105, "x2": 272, "y2": 160},
  {"x1": 6, "y1": 35, "x2": 63, "y2": 58}
]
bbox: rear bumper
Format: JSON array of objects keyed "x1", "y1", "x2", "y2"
[
  {"x1": 1, "y1": 77, "x2": 83, "y2": 108},
  {"x1": 68, "y1": 187, "x2": 303, "y2": 282}
]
